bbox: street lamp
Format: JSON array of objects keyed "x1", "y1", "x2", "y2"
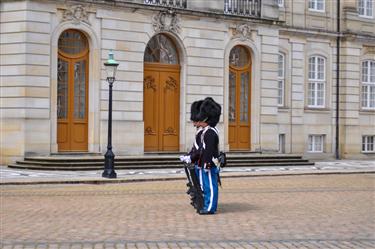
[{"x1": 102, "y1": 50, "x2": 119, "y2": 178}]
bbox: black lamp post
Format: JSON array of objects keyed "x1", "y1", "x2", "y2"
[{"x1": 102, "y1": 50, "x2": 119, "y2": 178}]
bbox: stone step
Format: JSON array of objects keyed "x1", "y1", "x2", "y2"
[
  {"x1": 23, "y1": 155, "x2": 304, "y2": 163},
  {"x1": 9, "y1": 153, "x2": 314, "y2": 171},
  {"x1": 15, "y1": 158, "x2": 310, "y2": 167},
  {"x1": 8, "y1": 161, "x2": 314, "y2": 171}
]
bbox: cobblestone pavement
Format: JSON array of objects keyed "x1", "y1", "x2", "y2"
[
  {"x1": 1, "y1": 160, "x2": 374, "y2": 184},
  {"x1": 1, "y1": 174, "x2": 374, "y2": 248}
]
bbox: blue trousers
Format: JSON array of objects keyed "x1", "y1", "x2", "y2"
[{"x1": 197, "y1": 166, "x2": 219, "y2": 213}]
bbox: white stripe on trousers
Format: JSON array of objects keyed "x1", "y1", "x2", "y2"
[
  {"x1": 207, "y1": 170, "x2": 214, "y2": 211},
  {"x1": 199, "y1": 168, "x2": 203, "y2": 191}
]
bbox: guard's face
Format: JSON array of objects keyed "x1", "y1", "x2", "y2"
[
  {"x1": 200, "y1": 121, "x2": 208, "y2": 127},
  {"x1": 193, "y1": 121, "x2": 199, "y2": 127}
]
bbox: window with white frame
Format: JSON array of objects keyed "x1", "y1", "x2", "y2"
[
  {"x1": 308, "y1": 135, "x2": 324, "y2": 152},
  {"x1": 309, "y1": 0, "x2": 325, "y2": 11},
  {"x1": 361, "y1": 60, "x2": 375, "y2": 109},
  {"x1": 362, "y1": 135, "x2": 375, "y2": 152},
  {"x1": 358, "y1": 0, "x2": 373, "y2": 17},
  {"x1": 278, "y1": 0, "x2": 284, "y2": 7},
  {"x1": 308, "y1": 56, "x2": 326, "y2": 108},
  {"x1": 278, "y1": 53, "x2": 285, "y2": 106}
]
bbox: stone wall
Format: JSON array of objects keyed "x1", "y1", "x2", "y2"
[
  {"x1": 1, "y1": 0, "x2": 374, "y2": 164},
  {"x1": 1, "y1": 1, "x2": 53, "y2": 163}
]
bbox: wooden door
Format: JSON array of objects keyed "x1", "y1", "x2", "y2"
[
  {"x1": 144, "y1": 64, "x2": 180, "y2": 151},
  {"x1": 228, "y1": 46, "x2": 251, "y2": 150},
  {"x1": 57, "y1": 30, "x2": 89, "y2": 152}
]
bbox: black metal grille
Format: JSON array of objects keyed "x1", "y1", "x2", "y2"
[
  {"x1": 224, "y1": 0, "x2": 261, "y2": 17},
  {"x1": 144, "y1": 0, "x2": 187, "y2": 8}
]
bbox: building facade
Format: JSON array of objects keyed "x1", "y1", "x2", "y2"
[{"x1": 1, "y1": 0, "x2": 374, "y2": 164}]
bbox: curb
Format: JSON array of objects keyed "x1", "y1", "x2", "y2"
[{"x1": 1, "y1": 170, "x2": 374, "y2": 186}]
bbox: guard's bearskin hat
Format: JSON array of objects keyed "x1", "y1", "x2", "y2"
[
  {"x1": 197, "y1": 97, "x2": 221, "y2": 127},
  {"x1": 190, "y1": 100, "x2": 203, "y2": 122}
]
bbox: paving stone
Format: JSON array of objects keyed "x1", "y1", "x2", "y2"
[{"x1": 1, "y1": 175, "x2": 375, "y2": 249}]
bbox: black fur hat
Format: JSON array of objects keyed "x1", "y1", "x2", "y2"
[
  {"x1": 197, "y1": 97, "x2": 221, "y2": 127},
  {"x1": 190, "y1": 100, "x2": 203, "y2": 122}
]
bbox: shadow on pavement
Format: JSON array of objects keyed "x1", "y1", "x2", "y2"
[{"x1": 218, "y1": 202, "x2": 256, "y2": 213}]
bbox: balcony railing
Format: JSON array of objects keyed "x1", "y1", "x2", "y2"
[
  {"x1": 144, "y1": 0, "x2": 187, "y2": 9},
  {"x1": 224, "y1": 0, "x2": 261, "y2": 17}
]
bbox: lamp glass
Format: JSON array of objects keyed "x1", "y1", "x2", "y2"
[
  {"x1": 104, "y1": 50, "x2": 119, "y2": 79},
  {"x1": 105, "y1": 63, "x2": 118, "y2": 79}
]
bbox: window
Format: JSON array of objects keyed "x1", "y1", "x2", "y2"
[
  {"x1": 278, "y1": 53, "x2": 285, "y2": 106},
  {"x1": 279, "y1": 134, "x2": 286, "y2": 153},
  {"x1": 308, "y1": 135, "x2": 324, "y2": 152},
  {"x1": 362, "y1": 135, "x2": 375, "y2": 152},
  {"x1": 361, "y1": 60, "x2": 375, "y2": 109},
  {"x1": 144, "y1": 34, "x2": 179, "y2": 64},
  {"x1": 278, "y1": 0, "x2": 284, "y2": 7},
  {"x1": 358, "y1": 0, "x2": 373, "y2": 17},
  {"x1": 309, "y1": 0, "x2": 325, "y2": 11},
  {"x1": 308, "y1": 56, "x2": 326, "y2": 108}
]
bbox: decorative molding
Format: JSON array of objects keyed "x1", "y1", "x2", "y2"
[
  {"x1": 144, "y1": 76, "x2": 157, "y2": 91},
  {"x1": 165, "y1": 127, "x2": 176, "y2": 134},
  {"x1": 165, "y1": 76, "x2": 177, "y2": 91},
  {"x1": 152, "y1": 11, "x2": 181, "y2": 34},
  {"x1": 145, "y1": 127, "x2": 154, "y2": 135},
  {"x1": 62, "y1": 5, "x2": 90, "y2": 25},
  {"x1": 233, "y1": 23, "x2": 255, "y2": 41}
]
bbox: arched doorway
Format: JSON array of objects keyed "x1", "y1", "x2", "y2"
[
  {"x1": 228, "y1": 45, "x2": 251, "y2": 150},
  {"x1": 143, "y1": 34, "x2": 180, "y2": 152},
  {"x1": 57, "y1": 29, "x2": 89, "y2": 152}
]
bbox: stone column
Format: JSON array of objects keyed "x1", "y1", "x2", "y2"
[{"x1": 290, "y1": 38, "x2": 306, "y2": 154}]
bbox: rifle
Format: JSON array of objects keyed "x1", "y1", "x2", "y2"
[{"x1": 183, "y1": 162, "x2": 204, "y2": 212}]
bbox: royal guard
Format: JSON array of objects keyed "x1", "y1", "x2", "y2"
[
  {"x1": 180, "y1": 100, "x2": 204, "y2": 211},
  {"x1": 196, "y1": 97, "x2": 221, "y2": 215}
]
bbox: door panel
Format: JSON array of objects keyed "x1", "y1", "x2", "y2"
[
  {"x1": 229, "y1": 68, "x2": 251, "y2": 150},
  {"x1": 144, "y1": 64, "x2": 180, "y2": 152},
  {"x1": 57, "y1": 58, "x2": 69, "y2": 150},
  {"x1": 144, "y1": 71, "x2": 159, "y2": 151},
  {"x1": 57, "y1": 56, "x2": 88, "y2": 151},
  {"x1": 160, "y1": 72, "x2": 179, "y2": 151}
]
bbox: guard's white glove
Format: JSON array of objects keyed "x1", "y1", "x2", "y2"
[
  {"x1": 184, "y1": 155, "x2": 191, "y2": 164},
  {"x1": 179, "y1": 155, "x2": 191, "y2": 163}
]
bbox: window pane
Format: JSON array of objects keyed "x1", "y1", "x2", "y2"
[
  {"x1": 370, "y1": 86, "x2": 375, "y2": 108},
  {"x1": 230, "y1": 46, "x2": 249, "y2": 68},
  {"x1": 317, "y1": 0, "x2": 324, "y2": 10},
  {"x1": 57, "y1": 59, "x2": 68, "y2": 119},
  {"x1": 369, "y1": 136, "x2": 374, "y2": 151},
  {"x1": 144, "y1": 34, "x2": 179, "y2": 64},
  {"x1": 362, "y1": 85, "x2": 369, "y2": 107},
  {"x1": 229, "y1": 71, "x2": 236, "y2": 122},
  {"x1": 309, "y1": 0, "x2": 315, "y2": 9},
  {"x1": 362, "y1": 136, "x2": 366, "y2": 151},
  {"x1": 278, "y1": 80, "x2": 284, "y2": 105},
  {"x1": 58, "y1": 30, "x2": 88, "y2": 55},
  {"x1": 318, "y1": 57, "x2": 325, "y2": 80},
  {"x1": 317, "y1": 82, "x2": 325, "y2": 106},
  {"x1": 367, "y1": 0, "x2": 373, "y2": 16},
  {"x1": 308, "y1": 136, "x2": 313, "y2": 151},
  {"x1": 370, "y1": 61, "x2": 375, "y2": 83},
  {"x1": 315, "y1": 136, "x2": 320, "y2": 151},
  {"x1": 308, "y1": 82, "x2": 315, "y2": 106},
  {"x1": 74, "y1": 60, "x2": 86, "y2": 119},
  {"x1": 278, "y1": 54, "x2": 284, "y2": 77},
  {"x1": 240, "y1": 72, "x2": 249, "y2": 122},
  {"x1": 362, "y1": 61, "x2": 369, "y2": 82},
  {"x1": 359, "y1": 0, "x2": 365, "y2": 15},
  {"x1": 309, "y1": 57, "x2": 316, "y2": 79}
]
